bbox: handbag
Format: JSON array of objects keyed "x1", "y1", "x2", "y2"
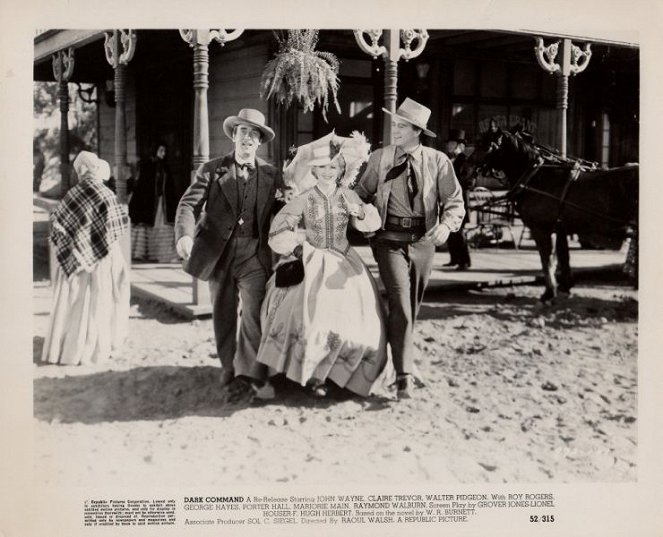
[{"x1": 275, "y1": 258, "x2": 304, "y2": 288}]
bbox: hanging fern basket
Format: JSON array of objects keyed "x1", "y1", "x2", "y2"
[{"x1": 260, "y1": 30, "x2": 341, "y2": 121}]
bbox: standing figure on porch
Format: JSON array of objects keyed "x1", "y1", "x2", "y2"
[
  {"x1": 444, "y1": 129, "x2": 473, "y2": 270},
  {"x1": 256, "y1": 133, "x2": 391, "y2": 398},
  {"x1": 42, "y1": 151, "x2": 130, "y2": 365},
  {"x1": 355, "y1": 98, "x2": 465, "y2": 399},
  {"x1": 129, "y1": 142, "x2": 180, "y2": 262},
  {"x1": 175, "y1": 109, "x2": 279, "y2": 400}
]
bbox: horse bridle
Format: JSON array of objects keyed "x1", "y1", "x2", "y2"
[{"x1": 476, "y1": 133, "x2": 637, "y2": 229}]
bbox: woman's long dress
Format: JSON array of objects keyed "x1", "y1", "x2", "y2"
[
  {"x1": 42, "y1": 242, "x2": 130, "y2": 365},
  {"x1": 256, "y1": 186, "x2": 391, "y2": 396},
  {"x1": 130, "y1": 160, "x2": 178, "y2": 263},
  {"x1": 42, "y1": 178, "x2": 130, "y2": 365}
]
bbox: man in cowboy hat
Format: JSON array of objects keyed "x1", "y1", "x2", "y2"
[
  {"x1": 355, "y1": 98, "x2": 465, "y2": 399},
  {"x1": 175, "y1": 108, "x2": 280, "y2": 400},
  {"x1": 444, "y1": 128, "x2": 473, "y2": 270}
]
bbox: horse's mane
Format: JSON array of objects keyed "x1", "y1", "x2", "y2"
[{"x1": 504, "y1": 127, "x2": 598, "y2": 171}]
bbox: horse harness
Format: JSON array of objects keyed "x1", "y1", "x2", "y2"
[{"x1": 501, "y1": 151, "x2": 635, "y2": 229}]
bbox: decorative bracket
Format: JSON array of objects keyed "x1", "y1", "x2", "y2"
[
  {"x1": 534, "y1": 38, "x2": 561, "y2": 75},
  {"x1": 104, "y1": 30, "x2": 137, "y2": 68},
  {"x1": 398, "y1": 29, "x2": 429, "y2": 61},
  {"x1": 535, "y1": 37, "x2": 592, "y2": 77},
  {"x1": 353, "y1": 29, "x2": 429, "y2": 61},
  {"x1": 52, "y1": 48, "x2": 75, "y2": 82},
  {"x1": 569, "y1": 42, "x2": 592, "y2": 75},
  {"x1": 353, "y1": 30, "x2": 388, "y2": 59},
  {"x1": 179, "y1": 29, "x2": 244, "y2": 47}
]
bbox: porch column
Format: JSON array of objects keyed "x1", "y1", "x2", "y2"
[
  {"x1": 104, "y1": 30, "x2": 137, "y2": 204},
  {"x1": 354, "y1": 29, "x2": 429, "y2": 146},
  {"x1": 52, "y1": 48, "x2": 74, "y2": 195},
  {"x1": 382, "y1": 30, "x2": 399, "y2": 143},
  {"x1": 192, "y1": 41, "x2": 210, "y2": 168},
  {"x1": 534, "y1": 38, "x2": 592, "y2": 158},
  {"x1": 180, "y1": 29, "x2": 244, "y2": 306},
  {"x1": 104, "y1": 30, "x2": 137, "y2": 266}
]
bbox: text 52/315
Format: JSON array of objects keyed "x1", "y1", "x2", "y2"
[{"x1": 530, "y1": 515, "x2": 555, "y2": 522}]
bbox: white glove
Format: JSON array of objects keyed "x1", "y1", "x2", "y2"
[
  {"x1": 424, "y1": 223, "x2": 451, "y2": 247},
  {"x1": 176, "y1": 236, "x2": 193, "y2": 260},
  {"x1": 346, "y1": 203, "x2": 365, "y2": 219}
]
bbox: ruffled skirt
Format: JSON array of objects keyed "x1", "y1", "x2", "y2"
[
  {"x1": 131, "y1": 197, "x2": 177, "y2": 263},
  {"x1": 257, "y1": 243, "x2": 391, "y2": 396}
]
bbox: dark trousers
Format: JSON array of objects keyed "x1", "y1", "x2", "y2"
[
  {"x1": 447, "y1": 227, "x2": 471, "y2": 266},
  {"x1": 208, "y1": 237, "x2": 268, "y2": 381},
  {"x1": 448, "y1": 189, "x2": 471, "y2": 266},
  {"x1": 373, "y1": 238, "x2": 435, "y2": 375}
]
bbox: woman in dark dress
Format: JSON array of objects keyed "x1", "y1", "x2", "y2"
[{"x1": 129, "y1": 142, "x2": 179, "y2": 262}]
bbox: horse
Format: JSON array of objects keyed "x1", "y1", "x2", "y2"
[{"x1": 460, "y1": 128, "x2": 638, "y2": 302}]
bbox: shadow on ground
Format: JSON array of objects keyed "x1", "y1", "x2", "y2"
[
  {"x1": 130, "y1": 296, "x2": 191, "y2": 324},
  {"x1": 33, "y1": 366, "x2": 389, "y2": 424},
  {"x1": 420, "y1": 276, "x2": 637, "y2": 327}
]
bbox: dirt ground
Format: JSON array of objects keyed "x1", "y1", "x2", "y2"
[{"x1": 31, "y1": 258, "x2": 637, "y2": 488}]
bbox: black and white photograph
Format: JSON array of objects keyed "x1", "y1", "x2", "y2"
[{"x1": 2, "y1": 1, "x2": 663, "y2": 535}]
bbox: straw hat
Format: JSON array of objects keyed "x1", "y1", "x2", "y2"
[
  {"x1": 382, "y1": 97, "x2": 436, "y2": 137},
  {"x1": 284, "y1": 131, "x2": 371, "y2": 193},
  {"x1": 308, "y1": 141, "x2": 343, "y2": 167},
  {"x1": 222, "y1": 108, "x2": 275, "y2": 143}
]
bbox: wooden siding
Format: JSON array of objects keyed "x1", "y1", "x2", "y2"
[{"x1": 208, "y1": 43, "x2": 272, "y2": 160}]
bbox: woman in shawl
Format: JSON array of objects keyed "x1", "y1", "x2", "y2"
[
  {"x1": 42, "y1": 151, "x2": 130, "y2": 365},
  {"x1": 256, "y1": 133, "x2": 391, "y2": 397},
  {"x1": 129, "y1": 142, "x2": 179, "y2": 262}
]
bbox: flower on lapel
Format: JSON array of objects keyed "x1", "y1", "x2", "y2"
[{"x1": 214, "y1": 165, "x2": 230, "y2": 180}]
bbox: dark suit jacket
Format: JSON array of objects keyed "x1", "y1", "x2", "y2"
[{"x1": 174, "y1": 153, "x2": 279, "y2": 281}]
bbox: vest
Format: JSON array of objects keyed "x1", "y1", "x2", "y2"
[{"x1": 236, "y1": 167, "x2": 259, "y2": 238}]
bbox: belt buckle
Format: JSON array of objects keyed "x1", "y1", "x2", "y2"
[{"x1": 402, "y1": 217, "x2": 412, "y2": 228}]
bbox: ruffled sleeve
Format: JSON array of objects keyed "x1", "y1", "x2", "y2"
[
  {"x1": 268, "y1": 194, "x2": 307, "y2": 255},
  {"x1": 344, "y1": 188, "x2": 381, "y2": 233}
]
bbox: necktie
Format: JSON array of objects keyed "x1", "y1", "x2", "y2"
[
  {"x1": 236, "y1": 161, "x2": 254, "y2": 181},
  {"x1": 385, "y1": 154, "x2": 418, "y2": 208}
]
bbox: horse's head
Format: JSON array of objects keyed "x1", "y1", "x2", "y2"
[
  {"x1": 468, "y1": 126, "x2": 541, "y2": 188},
  {"x1": 455, "y1": 128, "x2": 510, "y2": 188}
]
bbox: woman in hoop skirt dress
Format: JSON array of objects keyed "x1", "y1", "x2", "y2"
[{"x1": 256, "y1": 133, "x2": 392, "y2": 397}]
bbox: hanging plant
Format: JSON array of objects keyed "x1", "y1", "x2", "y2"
[{"x1": 260, "y1": 30, "x2": 341, "y2": 121}]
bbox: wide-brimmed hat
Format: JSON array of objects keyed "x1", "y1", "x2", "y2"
[
  {"x1": 382, "y1": 97, "x2": 436, "y2": 138},
  {"x1": 223, "y1": 108, "x2": 275, "y2": 143},
  {"x1": 447, "y1": 128, "x2": 467, "y2": 144},
  {"x1": 308, "y1": 142, "x2": 343, "y2": 167},
  {"x1": 284, "y1": 131, "x2": 371, "y2": 193}
]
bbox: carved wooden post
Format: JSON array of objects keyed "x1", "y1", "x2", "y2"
[
  {"x1": 192, "y1": 40, "x2": 210, "y2": 168},
  {"x1": 535, "y1": 37, "x2": 592, "y2": 158},
  {"x1": 180, "y1": 29, "x2": 243, "y2": 306},
  {"x1": 52, "y1": 48, "x2": 74, "y2": 195},
  {"x1": 180, "y1": 29, "x2": 243, "y2": 169},
  {"x1": 104, "y1": 30, "x2": 137, "y2": 204},
  {"x1": 354, "y1": 29, "x2": 428, "y2": 146},
  {"x1": 383, "y1": 31, "x2": 399, "y2": 143},
  {"x1": 104, "y1": 30, "x2": 136, "y2": 268}
]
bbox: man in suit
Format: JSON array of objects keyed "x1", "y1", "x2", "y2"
[
  {"x1": 175, "y1": 109, "x2": 279, "y2": 400},
  {"x1": 355, "y1": 98, "x2": 465, "y2": 399},
  {"x1": 444, "y1": 129, "x2": 473, "y2": 270}
]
